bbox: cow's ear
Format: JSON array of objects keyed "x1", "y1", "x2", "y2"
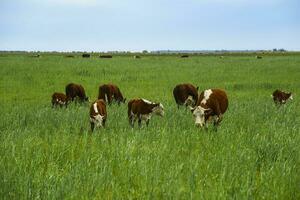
[{"x1": 196, "y1": 86, "x2": 199, "y2": 91}]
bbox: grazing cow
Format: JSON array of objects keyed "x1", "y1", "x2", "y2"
[
  {"x1": 133, "y1": 55, "x2": 141, "y2": 59},
  {"x1": 173, "y1": 83, "x2": 199, "y2": 109},
  {"x1": 31, "y1": 54, "x2": 40, "y2": 58},
  {"x1": 256, "y1": 55, "x2": 262, "y2": 59},
  {"x1": 51, "y1": 92, "x2": 68, "y2": 108},
  {"x1": 65, "y1": 83, "x2": 89, "y2": 103},
  {"x1": 219, "y1": 56, "x2": 224, "y2": 59},
  {"x1": 190, "y1": 89, "x2": 228, "y2": 128},
  {"x1": 82, "y1": 53, "x2": 90, "y2": 58},
  {"x1": 98, "y1": 84, "x2": 126, "y2": 105},
  {"x1": 99, "y1": 55, "x2": 113, "y2": 58},
  {"x1": 181, "y1": 55, "x2": 189, "y2": 58},
  {"x1": 89, "y1": 99, "x2": 107, "y2": 131},
  {"x1": 272, "y1": 89, "x2": 293, "y2": 105},
  {"x1": 128, "y1": 98, "x2": 164, "y2": 127}
]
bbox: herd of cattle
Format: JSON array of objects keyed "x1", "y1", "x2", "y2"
[{"x1": 52, "y1": 83, "x2": 293, "y2": 131}]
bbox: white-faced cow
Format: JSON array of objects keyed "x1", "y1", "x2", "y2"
[
  {"x1": 272, "y1": 89, "x2": 293, "y2": 105},
  {"x1": 190, "y1": 89, "x2": 228, "y2": 129},
  {"x1": 65, "y1": 83, "x2": 89, "y2": 103},
  {"x1": 89, "y1": 99, "x2": 107, "y2": 131},
  {"x1": 51, "y1": 92, "x2": 68, "y2": 108},
  {"x1": 173, "y1": 83, "x2": 199, "y2": 109},
  {"x1": 128, "y1": 98, "x2": 164, "y2": 127},
  {"x1": 98, "y1": 83, "x2": 126, "y2": 105}
]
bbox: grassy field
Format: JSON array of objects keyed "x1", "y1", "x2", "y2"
[{"x1": 0, "y1": 54, "x2": 300, "y2": 199}]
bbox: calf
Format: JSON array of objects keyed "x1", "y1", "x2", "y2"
[
  {"x1": 128, "y1": 98, "x2": 164, "y2": 127},
  {"x1": 272, "y1": 89, "x2": 293, "y2": 105},
  {"x1": 173, "y1": 83, "x2": 198, "y2": 109},
  {"x1": 98, "y1": 83, "x2": 126, "y2": 105},
  {"x1": 190, "y1": 89, "x2": 228, "y2": 128},
  {"x1": 89, "y1": 99, "x2": 107, "y2": 131},
  {"x1": 65, "y1": 83, "x2": 89, "y2": 103},
  {"x1": 51, "y1": 92, "x2": 68, "y2": 108}
]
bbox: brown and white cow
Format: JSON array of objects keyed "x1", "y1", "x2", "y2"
[
  {"x1": 98, "y1": 83, "x2": 126, "y2": 105},
  {"x1": 51, "y1": 92, "x2": 68, "y2": 108},
  {"x1": 271, "y1": 89, "x2": 293, "y2": 105},
  {"x1": 65, "y1": 83, "x2": 89, "y2": 103},
  {"x1": 128, "y1": 98, "x2": 164, "y2": 127},
  {"x1": 173, "y1": 83, "x2": 199, "y2": 109},
  {"x1": 190, "y1": 89, "x2": 228, "y2": 128},
  {"x1": 89, "y1": 99, "x2": 107, "y2": 131}
]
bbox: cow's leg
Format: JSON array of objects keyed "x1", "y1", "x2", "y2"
[
  {"x1": 102, "y1": 119, "x2": 106, "y2": 128},
  {"x1": 90, "y1": 122, "x2": 95, "y2": 132},
  {"x1": 138, "y1": 115, "x2": 142, "y2": 128},
  {"x1": 146, "y1": 119, "x2": 150, "y2": 126},
  {"x1": 129, "y1": 115, "x2": 134, "y2": 128}
]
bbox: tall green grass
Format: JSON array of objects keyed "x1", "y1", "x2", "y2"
[{"x1": 0, "y1": 54, "x2": 299, "y2": 199}]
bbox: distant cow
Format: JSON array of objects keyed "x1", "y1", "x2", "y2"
[
  {"x1": 89, "y1": 99, "x2": 107, "y2": 131},
  {"x1": 128, "y1": 98, "x2": 164, "y2": 127},
  {"x1": 133, "y1": 55, "x2": 141, "y2": 59},
  {"x1": 31, "y1": 54, "x2": 40, "y2": 58},
  {"x1": 99, "y1": 55, "x2": 113, "y2": 58},
  {"x1": 98, "y1": 84, "x2": 126, "y2": 105},
  {"x1": 190, "y1": 89, "x2": 228, "y2": 129},
  {"x1": 82, "y1": 53, "x2": 90, "y2": 58},
  {"x1": 272, "y1": 89, "x2": 293, "y2": 105},
  {"x1": 256, "y1": 55, "x2": 262, "y2": 59},
  {"x1": 51, "y1": 92, "x2": 68, "y2": 108},
  {"x1": 65, "y1": 83, "x2": 89, "y2": 103},
  {"x1": 181, "y1": 55, "x2": 189, "y2": 58},
  {"x1": 173, "y1": 83, "x2": 199, "y2": 109}
]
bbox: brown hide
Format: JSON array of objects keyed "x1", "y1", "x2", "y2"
[
  {"x1": 98, "y1": 84, "x2": 125, "y2": 105},
  {"x1": 89, "y1": 99, "x2": 107, "y2": 131},
  {"x1": 173, "y1": 83, "x2": 198, "y2": 107},
  {"x1": 65, "y1": 83, "x2": 88, "y2": 103},
  {"x1": 197, "y1": 89, "x2": 228, "y2": 124},
  {"x1": 272, "y1": 89, "x2": 292, "y2": 105},
  {"x1": 51, "y1": 92, "x2": 68, "y2": 107}
]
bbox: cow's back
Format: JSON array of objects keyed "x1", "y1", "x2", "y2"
[
  {"x1": 173, "y1": 83, "x2": 198, "y2": 104},
  {"x1": 199, "y1": 89, "x2": 228, "y2": 114}
]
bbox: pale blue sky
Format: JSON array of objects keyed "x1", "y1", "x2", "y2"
[{"x1": 1, "y1": 0, "x2": 299, "y2": 51}]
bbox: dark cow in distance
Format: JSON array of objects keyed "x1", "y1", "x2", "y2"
[
  {"x1": 89, "y1": 99, "x2": 107, "y2": 131},
  {"x1": 128, "y1": 98, "x2": 164, "y2": 127},
  {"x1": 272, "y1": 89, "x2": 293, "y2": 105},
  {"x1": 173, "y1": 83, "x2": 199, "y2": 108},
  {"x1": 134, "y1": 55, "x2": 141, "y2": 59},
  {"x1": 181, "y1": 55, "x2": 189, "y2": 58},
  {"x1": 256, "y1": 55, "x2": 262, "y2": 59},
  {"x1": 98, "y1": 84, "x2": 126, "y2": 105},
  {"x1": 65, "y1": 83, "x2": 89, "y2": 103},
  {"x1": 99, "y1": 55, "x2": 113, "y2": 58},
  {"x1": 190, "y1": 89, "x2": 228, "y2": 129},
  {"x1": 51, "y1": 92, "x2": 68, "y2": 108},
  {"x1": 82, "y1": 53, "x2": 90, "y2": 58}
]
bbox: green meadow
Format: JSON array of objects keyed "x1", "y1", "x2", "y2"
[{"x1": 0, "y1": 54, "x2": 299, "y2": 199}]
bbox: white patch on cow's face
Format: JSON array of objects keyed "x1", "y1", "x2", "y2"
[
  {"x1": 290, "y1": 95, "x2": 293, "y2": 100},
  {"x1": 90, "y1": 114, "x2": 104, "y2": 127},
  {"x1": 93, "y1": 102, "x2": 98, "y2": 113},
  {"x1": 201, "y1": 89, "x2": 213, "y2": 105},
  {"x1": 192, "y1": 106, "x2": 206, "y2": 127},
  {"x1": 184, "y1": 95, "x2": 195, "y2": 106},
  {"x1": 152, "y1": 103, "x2": 164, "y2": 117},
  {"x1": 142, "y1": 98, "x2": 155, "y2": 104}
]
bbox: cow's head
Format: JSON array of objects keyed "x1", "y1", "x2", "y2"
[
  {"x1": 91, "y1": 114, "x2": 105, "y2": 127},
  {"x1": 184, "y1": 96, "x2": 196, "y2": 107},
  {"x1": 190, "y1": 106, "x2": 212, "y2": 127},
  {"x1": 152, "y1": 103, "x2": 165, "y2": 117},
  {"x1": 288, "y1": 93, "x2": 293, "y2": 100}
]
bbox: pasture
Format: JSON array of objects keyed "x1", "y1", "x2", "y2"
[{"x1": 0, "y1": 53, "x2": 300, "y2": 199}]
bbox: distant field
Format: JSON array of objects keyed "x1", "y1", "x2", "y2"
[{"x1": 0, "y1": 53, "x2": 299, "y2": 199}]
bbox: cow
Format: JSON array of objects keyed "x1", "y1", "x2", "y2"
[
  {"x1": 82, "y1": 53, "x2": 90, "y2": 58},
  {"x1": 99, "y1": 55, "x2": 113, "y2": 58},
  {"x1": 133, "y1": 55, "x2": 141, "y2": 59},
  {"x1": 89, "y1": 99, "x2": 107, "y2": 131},
  {"x1": 181, "y1": 55, "x2": 189, "y2": 58},
  {"x1": 98, "y1": 84, "x2": 126, "y2": 105},
  {"x1": 190, "y1": 89, "x2": 228, "y2": 129},
  {"x1": 256, "y1": 55, "x2": 262, "y2": 59},
  {"x1": 271, "y1": 89, "x2": 293, "y2": 105},
  {"x1": 128, "y1": 98, "x2": 164, "y2": 127},
  {"x1": 51, "y1": 92, "x2": 68, "y2": 108},
  {"x1": 173, "y1": 83, "x2": 199, "y2": 109},
  {"x1": 65, "y1": 83, "x2": 89, "y2": 103}
]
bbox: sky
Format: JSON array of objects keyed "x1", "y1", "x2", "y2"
[{"x1": 0, "y1": 0, "x2": 299, "y2": 51}]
